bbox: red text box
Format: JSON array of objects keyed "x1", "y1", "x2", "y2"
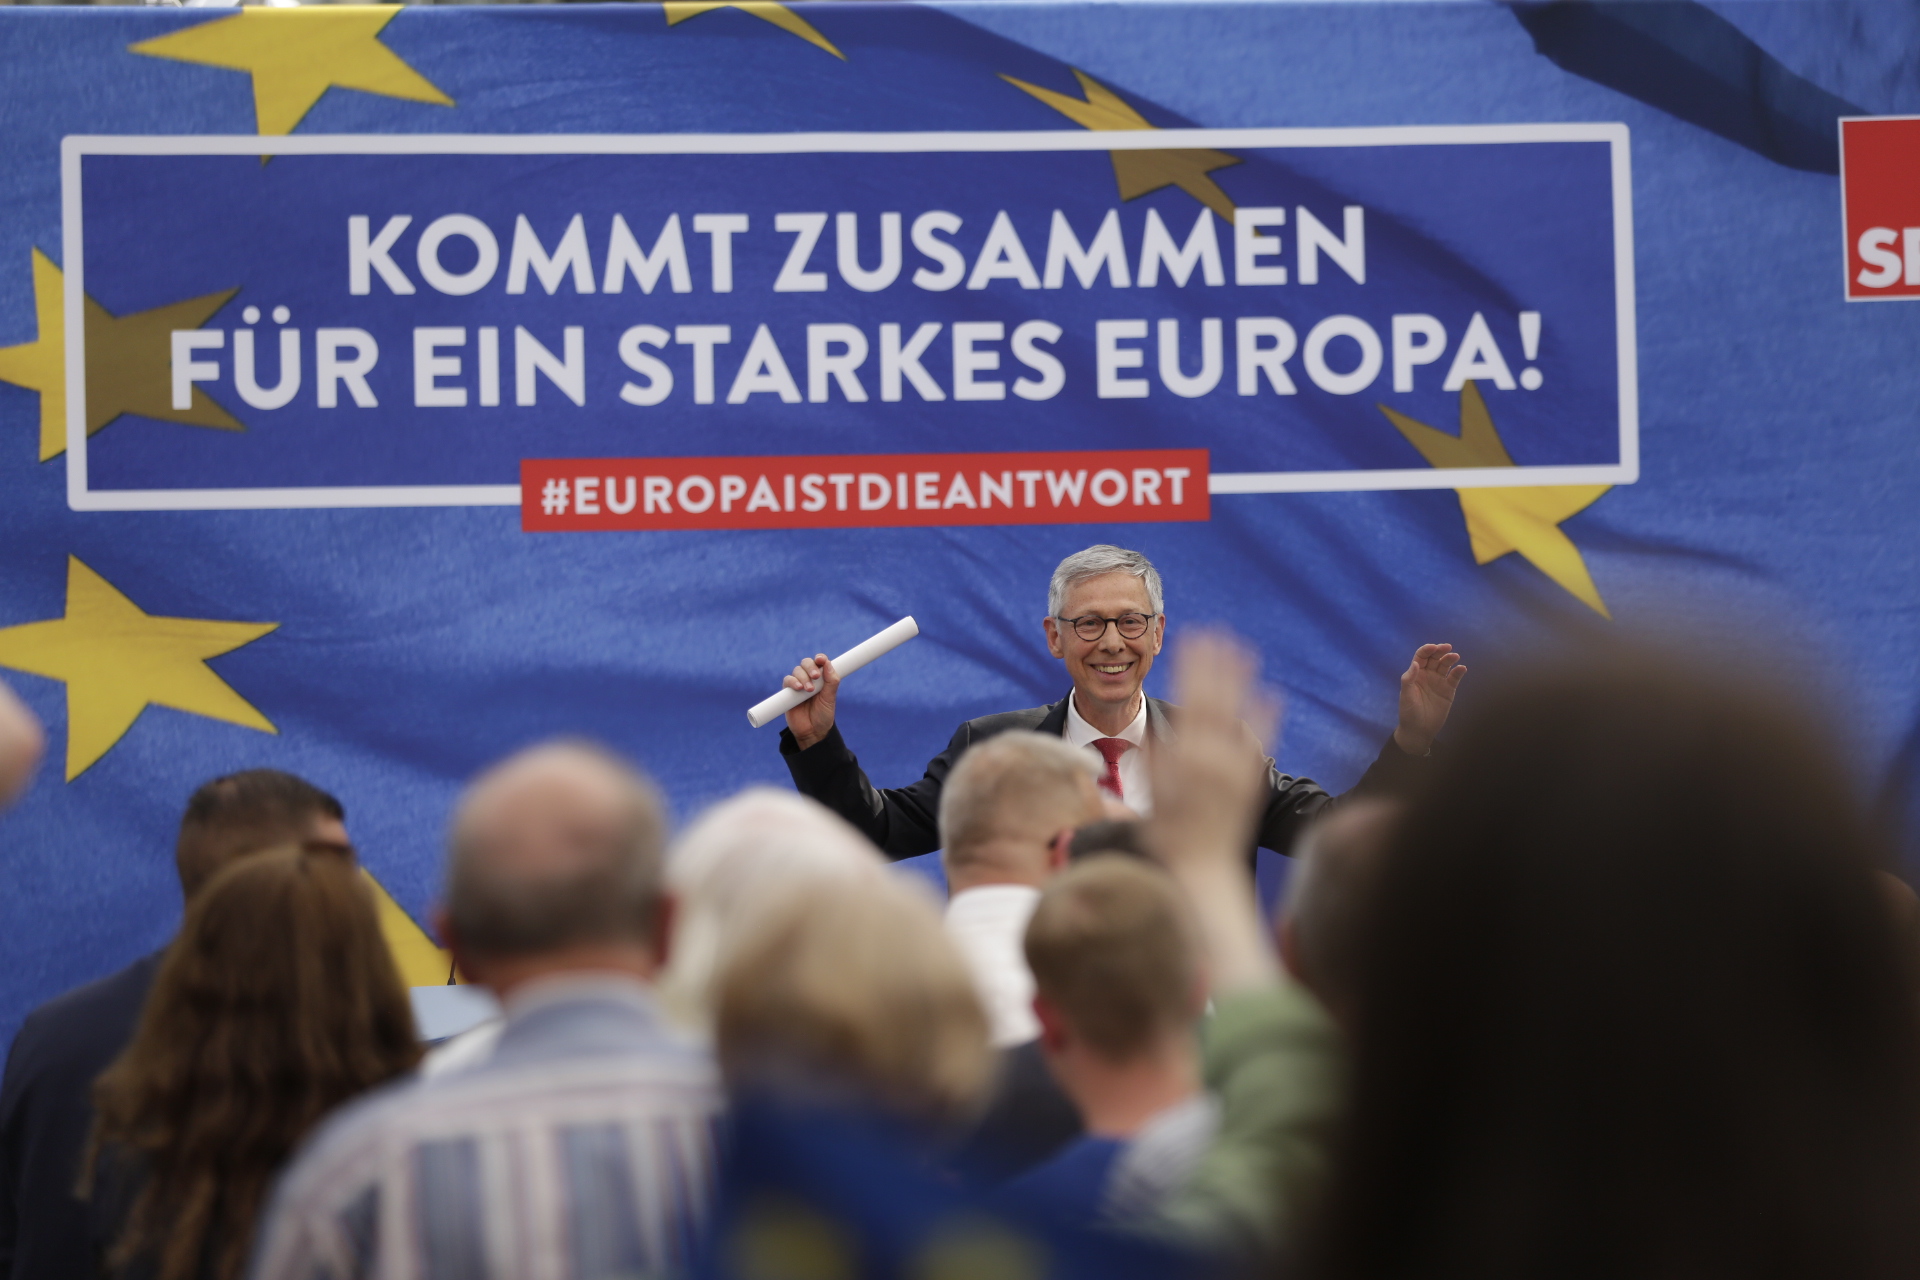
[
  {"x1": 1842, "y1": 116, "x2": 1920, "y2": 300},
  {"x1": 521, "y1": 450, "x2": 1209, "y2": 531}
]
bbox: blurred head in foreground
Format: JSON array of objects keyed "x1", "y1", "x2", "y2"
[
  {"x1": 715, "y1": 874, "x2": 992, "y2": 1131},
  {"x1": 1314, "y1": 650, "x2": 1920, "y2": 1280},
  {"x1": 1026, "y1": 856, "x2": 1206, "y2": 1127},
  {"x1": 0, "y1": 677, "x2": 43, "y2": 808},
  {"x1": 175, "y1": 768, "x2": 349, "y2": 899},
  {"x1": 1067, "y1": 817, "x2": 1157, "y2": 863},
  {"x1": 441, "y1": 741, "x2": 670, "y2": 993},
  {"x1": 1279, "y1": 800, "x2": 1398, "y2": 1024},
  {"x1": 89, "y1": 845, "x2": 418, "y2": 1280},
  {"x1": 939, "y1": 730, "x2": 1104, "y2": 893},
  {"x1": 661, "y1": 787, "x2": 885, "y2": 1031}
]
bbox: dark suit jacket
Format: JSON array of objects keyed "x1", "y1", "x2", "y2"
[
  {"x1": 0, "y1": 952, "x2": 162, "y2": 1280},
  {"x1": 781, "y1": 693, "x2": 1428, "y2": 859}
]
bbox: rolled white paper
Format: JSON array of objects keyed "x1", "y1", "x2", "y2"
[{"x1": 747, "y1": 616, "x2": 920, "y2": 728}]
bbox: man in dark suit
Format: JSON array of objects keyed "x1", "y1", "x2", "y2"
[
  {"x1": 779, "y1": 544, "x2": 1467, "y2": 860},
  {"x1": 0, "y1": 770, "x2": 350, "y2": 1280}
]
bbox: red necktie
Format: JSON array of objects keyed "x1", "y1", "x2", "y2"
[{"x1": 1092, "y1": 737, "x2": 1131, "y2": 799}]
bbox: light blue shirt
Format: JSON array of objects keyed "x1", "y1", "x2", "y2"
[{"x1": 250, "y1": 974, "x2": 722, "y2": 1280}]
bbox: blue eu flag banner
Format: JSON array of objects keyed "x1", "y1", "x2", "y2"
[{"x1": 0, "y1": 1, "x2": 1917, "y2": 1036}]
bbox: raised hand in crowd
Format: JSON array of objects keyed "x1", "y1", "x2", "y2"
[
  {"x1": 1143, "y1": 629, "x2": 1345, "y2": 1260},
  {"x1": 1146, "y1": 629, "x2": 1281, "y2": 994}
]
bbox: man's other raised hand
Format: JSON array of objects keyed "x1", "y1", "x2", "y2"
[
  {"x1": 783, "y1": 654, "x2": 840, "y2": 750},
  {"x1": 1394, "y1": 642, "x2": 1467, "y2": 755}
]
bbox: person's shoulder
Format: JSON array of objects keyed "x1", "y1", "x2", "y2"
[
  {"x1": 21, "y1": 952, "x2": 162, "y2": 1033},
  {"x1": 248, "y1": 1074, "x2": 398, "y2": 1244},
  {"x1": 1000, "y1": 1134, "x2": 1125, "y2": 1218},
  {"x1": 281, "y1": 1043, "x2": 722, "y2": 1207},
  {"x1": 312, "y1": 1037, "x2": 719, "y2": 1151},
  {"x1": 277, "y1": 1069, "x2": 427, "y2": 1187},
  {"x1": 961, "y1": 698, "x2": 1067, "y2": 741},
  {"x1": 467, "y1": 1034, "x2": 723, "y2": 1109},
  {"x1": 7, "y1": 952, "x2": 162, "y2": 1079}
]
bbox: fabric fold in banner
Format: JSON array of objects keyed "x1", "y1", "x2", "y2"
[{"x1": 520, "y1": 450, "x2": 1208, "y2": 531}]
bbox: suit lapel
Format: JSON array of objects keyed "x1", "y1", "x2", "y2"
[
  {"x1": 1036, "y1": 695, "x2": 1072, "y2": 738},
  {"x1": 1146, "y1": 697, "x2": 1178, "y2": 743}
]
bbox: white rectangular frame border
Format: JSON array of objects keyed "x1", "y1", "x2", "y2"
[{"x1": 62, "y1": 124, "x2": 1637, "y2": 511}]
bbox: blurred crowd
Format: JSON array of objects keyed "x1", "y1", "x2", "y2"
[{"x1": 0, "y1": 613, "x2": 1917, "y2": 1280}]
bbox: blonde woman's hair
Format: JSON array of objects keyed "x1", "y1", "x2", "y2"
[
  {"x1": 661, "y1": 788, "x2": 885, "y2": 1032},
  {"x1": 714, "y1": 875, "x2": 991, "y2": 1127}
]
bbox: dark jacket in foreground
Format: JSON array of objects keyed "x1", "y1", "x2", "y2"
[
  {"x1": 782, "y1": 693, "x2": 1426, "y2": 859},
  {"x1": 0, "y1": 952, "x2": 161, "y2": 1280}
]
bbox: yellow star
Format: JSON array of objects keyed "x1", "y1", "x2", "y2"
[
  {"x1": 0, "y1": 557, "x2": 278, "y2": 781},
  {"x1": 1379, "y1": 383, "x2": 1612, "y2": 618},
  {"x1": 663, "y1": 2, "x2": 844, "y2": 59},
  {"x1": 1002, "y1": 69, "x2": 1240, "y2": 222},
  {"x1": 129, "y1": 7, "x2": 453, "y2": 139},
  {"x1": 0, "y1": 250, "x2": 64, "y2": 462},
  {"x1": 0, "y1": 251, "x2": 245, "y2": 460},
  {"x1": 86, "y1": 286, "x2": 246, "y2": 443},
  {"x1": 364, "y1": 869, "x2": 456, "y2": 987}
]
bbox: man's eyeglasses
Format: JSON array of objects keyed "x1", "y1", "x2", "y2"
[{"x1": 1056, "y1": 613, "x2": 1157, "y2": 642}]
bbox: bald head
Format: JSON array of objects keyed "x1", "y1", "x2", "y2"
[
  {"x1": 939, "y1": 731, "x2": 1104, "y2": 886},
  {"x1": 446, "y1": 742, "x2": 668, "y2": 963}
]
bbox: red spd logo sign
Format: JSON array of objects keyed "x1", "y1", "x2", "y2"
[{"x1": 1841, "y1": 116, "x2": 1920, "y2": 301}]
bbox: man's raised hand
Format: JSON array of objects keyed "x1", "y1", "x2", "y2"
[
  {"x1": 1394, "y1": 642, "x2": 1467, "y2": 755},
  {"x1": 783, "y1": 653, "x2": 840, "y2": 750}
]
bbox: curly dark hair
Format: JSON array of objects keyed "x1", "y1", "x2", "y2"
[{"x1": 86, "y1": 844, "x2": 419, "y2": 1280}]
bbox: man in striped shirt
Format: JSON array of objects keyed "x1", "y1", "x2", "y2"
[{"x1": 252, "y1": 743, "x2": 722, "y2": 1280}]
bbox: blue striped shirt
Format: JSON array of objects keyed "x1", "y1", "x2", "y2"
[{"x1": 251, "y1": 977, "x2": 722, "y2": 1280}]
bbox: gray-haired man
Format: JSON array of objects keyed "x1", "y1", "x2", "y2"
[
  {"x1": 779, "y1": 544, "x2": 1465, "y2": 860},
  {"x1": 252, "y1": 743, "x2": 720, "y2": 1280}
]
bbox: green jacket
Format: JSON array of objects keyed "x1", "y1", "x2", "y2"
[{"x1": 1156, "y1": 979, "x2": 1344, "y2": 1258}]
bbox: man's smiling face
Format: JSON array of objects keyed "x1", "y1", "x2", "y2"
[{"x1": 1044, "y1": 570, "x2": 1166, "y2": 722}]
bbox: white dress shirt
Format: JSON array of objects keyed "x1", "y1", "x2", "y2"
[
  {"x1": 1064, "y1": 694, "x2": 1153, "y2": 815},
  {"x1": 944, "y1": 883, "x2": 1043, "y2": 1047}
]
